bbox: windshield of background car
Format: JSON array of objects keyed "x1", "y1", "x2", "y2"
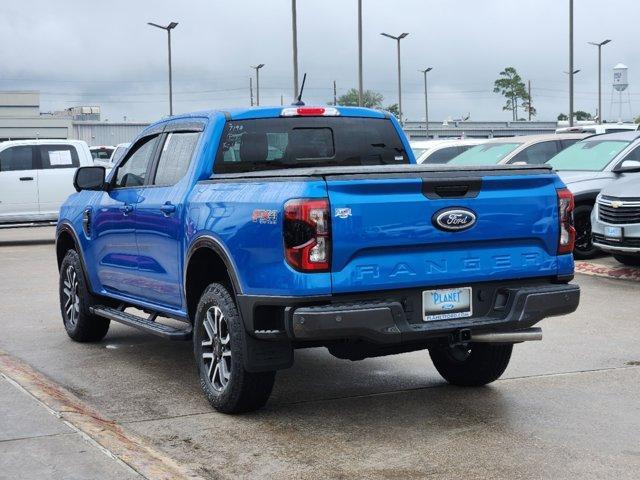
[
  {"x1": 547, "y1": 140, "x2": 630, "y2": 171},
  {"x1": 214, "y1": 117, "x2": 409, "y2": 173},
  {"x1": 447, "y1": 143, "x2": 522, "y2": 166}
]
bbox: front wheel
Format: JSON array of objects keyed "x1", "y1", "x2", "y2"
[
  {"x1": 59, "y1": 250, "x2": 110, "y2": 342},
  {"x1": 429, "y1": 343, "x2": 513, "y2": 387},
  {"x1": 573, "y1": 204, "x2": 599, "y2": 259},
  {"x1": 613, "y1": 254, "x2": 640, "y2": 267},
  {"x1": 193, "y1": 283, "x2": 276, "y2": 414}
]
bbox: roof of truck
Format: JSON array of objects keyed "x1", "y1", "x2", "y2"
[{"x1": 153, "y1": 106, "x2": 389, "y2": 123}]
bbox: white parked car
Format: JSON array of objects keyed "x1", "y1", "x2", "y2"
[
  {"x1": 94, "y1": 142, "x2": 129, "y2": 169},
  {"x1": 89, "y1": 145, "x2": 115, "y2": 165},
  {"x1": 411, "y1": 139, "x2": 487, "y2": 164},
  {"x1": 0, "y1": 139, "x2": 93, "y2": 227},
  {"x1": 556, "y1": 123, "x2": 639, "y2": 135}
]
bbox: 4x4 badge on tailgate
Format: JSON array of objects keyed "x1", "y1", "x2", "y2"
[{"x1": 432, "y1": 207, "x2": 477, "y2": 232}]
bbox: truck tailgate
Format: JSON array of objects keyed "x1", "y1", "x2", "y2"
[{"x1": 325, "y1": 169, "x2": 562, "y2": 293}]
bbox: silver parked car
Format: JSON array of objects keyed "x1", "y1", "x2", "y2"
[
  {"x1": 547, "y1": 131, "x2": 640, "y2": 259},
  {"x1": 447, "y1": 134, "x2": 588, "y2": 166},
  {"x1": 591, "y1": 177, "x2": 640, "y2": 266}
]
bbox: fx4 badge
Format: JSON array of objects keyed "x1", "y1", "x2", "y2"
[
  {"x1": 335, "y1": 207, "x2": 352, "y2": 219},
  {"x1": 432, "y1": 207, "x2": 477, "y2": 232}
]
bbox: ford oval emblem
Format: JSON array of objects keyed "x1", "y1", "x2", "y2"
[{"x1": 432, "y1": 208, "x2": 477, "y2": 232}]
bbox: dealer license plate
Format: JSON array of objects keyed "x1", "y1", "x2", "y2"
[
  {"x1": 423, "y1": 287, "x2": 473, "y2": 321},
  {"x1": 604, "y1": 226, "x2": 622, "y2": 240}
]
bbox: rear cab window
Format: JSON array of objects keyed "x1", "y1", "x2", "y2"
[
  {"x1": 39, "y1": 144, "x2": 80, "y2": 169},
  {"x1": 214, "y1": 117, "x2": 408, "y2": 173}
]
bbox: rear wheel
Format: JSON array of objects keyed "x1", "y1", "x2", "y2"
[
  {"x1": 573, "y1": 204, "x2": 599, "y2": 259},
  {"x1": 194, "y1": 283, "x2": 276, "y2": 413},
  {"x1": 429, "y1": 343, "x2": 513, "y2": 386},
  {"x1": 59, "y1": 250, "x2": 110, "y2": 342},
  {"x1": 613, "y1": 254, "x2": 640, "y2": 267}
]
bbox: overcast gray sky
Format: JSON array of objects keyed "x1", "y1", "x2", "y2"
[{"x1": 2, "y1": 0, "x2": 639, "y2": 122}]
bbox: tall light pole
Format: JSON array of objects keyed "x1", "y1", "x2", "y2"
[
  {"x1": 419, "y1": 67, "x2": 433, "y2": 138},
  {"x1": 148, "y1": 21, "x2": 178, "y2": 116},
  {"x1": 564, "y1": 69, "x2": 581, "y2": 122},
  {"x1": 357, "y1": 0, "x2": 363, "y2": 106},
  {"x1": 291, "y1": 0, "x2": 299, "y2": 100},
  {"x1": 251, "y1": 64, "x2": 265, "y2": 106},
  {"x1": 588, "y1": 39, "x2": 612, "y2": 124},
  {"x1": 569, "y1": 0, "x2": 574, "y2": 126},
  {"x1": 381, "y1": 32, "x2": 409, "y2": 124}
]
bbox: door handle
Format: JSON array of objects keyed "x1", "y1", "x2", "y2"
[
  {"x1": 160, "y1": 202, "x2": 176, "y2": 215},
  {"x1": 19, "y1": 177, "x2": 34, "y2": 181},
  {"x1": 119, "y1": 204, "x2": 133, "y2": 215}
]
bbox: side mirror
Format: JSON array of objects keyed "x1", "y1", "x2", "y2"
[
  {"x1": 73, "y1": 166, "x2": 106, "y2": 192},
  {"x1": 614, "y1": 159, "x2": 640, "y2": 173}
]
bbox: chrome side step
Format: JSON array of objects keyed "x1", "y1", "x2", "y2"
[{"x1": 90, "y1": 306, "x2": 192, "y2": 341}]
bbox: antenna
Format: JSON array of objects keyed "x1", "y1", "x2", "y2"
[{"x1": 292, "y1": 73, "x2": 307, "y2": 106}]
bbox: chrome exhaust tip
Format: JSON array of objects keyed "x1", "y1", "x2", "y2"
[{"x1": 470, "y1": 327, "x2": 542, "y2": 343}]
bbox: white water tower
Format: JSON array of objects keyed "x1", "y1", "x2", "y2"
[
  {"x1": 613, "y1": 63, "x2": 629, "y2": 91},
  {"x1": 611, "y1": 63, "x2": 632, "y2": 121}
]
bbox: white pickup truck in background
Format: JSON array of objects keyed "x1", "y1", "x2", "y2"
[{"x1": 0, "y1": 139, "x2": 93, "y2": 227}]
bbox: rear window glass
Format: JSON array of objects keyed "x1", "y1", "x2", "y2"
[
  {"x1": 91, "y1": 148, "x2": 114, "y2": 160},
  {"x1": 547, "y1": 140, "x2": 630, "y2": 171},
  {"x1": 447, "y1": 143, "x2": 522, "y2": 166},
  {"x1": 214, "y1": 117, "x2": 408, "y2": 173}
]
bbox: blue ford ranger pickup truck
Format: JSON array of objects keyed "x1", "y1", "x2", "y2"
[{"x1": 56, "y1": 106, "x2": 580, "y2": 413}]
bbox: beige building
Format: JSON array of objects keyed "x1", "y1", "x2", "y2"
[
  {"x1": 0, "y1": 91, "x2": 146, "y2": 145},
  {"x1": 0, "y1": 91, "x2": 73, "y2": 141}
]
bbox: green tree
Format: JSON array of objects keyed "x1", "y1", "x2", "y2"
[
  {"x1": 574, "y1": 110, "x2": 593, "y2": 121},
  {"x1": 334, "y1": 88, "x2": 384, "y2": 108},
  {"x1": 634, "y1": 115, "x2": 640, "y2": 124},
  {"x1": 385, "y1": 103, "x2": 400, "y2": 119},
  {"x1": 557, "y1": 113, "x2": 569, "y2": 121},
  {"x1": 522, "y1": 97, "x2": 537, "y2": 119},
  {"x1": 493, "y1": 67, "x2": 530, "y2": 121}
]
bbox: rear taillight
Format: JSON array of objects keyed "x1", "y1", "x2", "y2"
[
  {"x1": 284, "y1": 198, "x2": 331, "y2": 272},
  {"x1": 557, "y1": 188, "x2": 575, "y2": 254}
]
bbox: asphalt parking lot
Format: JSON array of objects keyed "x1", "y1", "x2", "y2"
[{"x1": 1, "y1": 227, "x2": 639, "y2": 479}]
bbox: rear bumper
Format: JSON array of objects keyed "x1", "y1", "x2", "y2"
[
  {"x1": 237, "y1": 280, "x2": 580, "y2": 345},
  {"x1": 289, "y1": 283, "x2": 579, "y2": 343}
]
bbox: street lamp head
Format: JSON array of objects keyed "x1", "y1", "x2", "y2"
[
  {"x1": 589, "y1": 39, "x2": 612, "y2": 47},
  {"x1": 419, "y1": 67, "x2": 433, "y2": 74},
  {"x1": 381, "y1": 32, "x2": 409, "y2": 41},
  {"x1": 147, "y1": 21, "x2": 178, "y2": 30}
]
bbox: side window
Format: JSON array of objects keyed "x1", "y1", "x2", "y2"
[
  {"x1": 621, "y1": 145, "x2": 640, "y2": 162},
  {"x1": 560, "y1": 139, "x2": 580, "y2": 150},
  {"x1": 425, "y1": 146, "x2": 464, "y2": 164},
  {"x1": 114, "y1": 136, "x2": 159, "y2": 188},
  {"x1": 153, "y1": 132, "x2": 199, "y2": 186},
  {"x1": 510, "y1": 141, "x2": 559, "y2": 165},
  {"x1": 0, "y1": 146, "x2": 34, "y2": 172},
  {"x1": 40, "y1": 145, "x2": 80, "y2": 169}
]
